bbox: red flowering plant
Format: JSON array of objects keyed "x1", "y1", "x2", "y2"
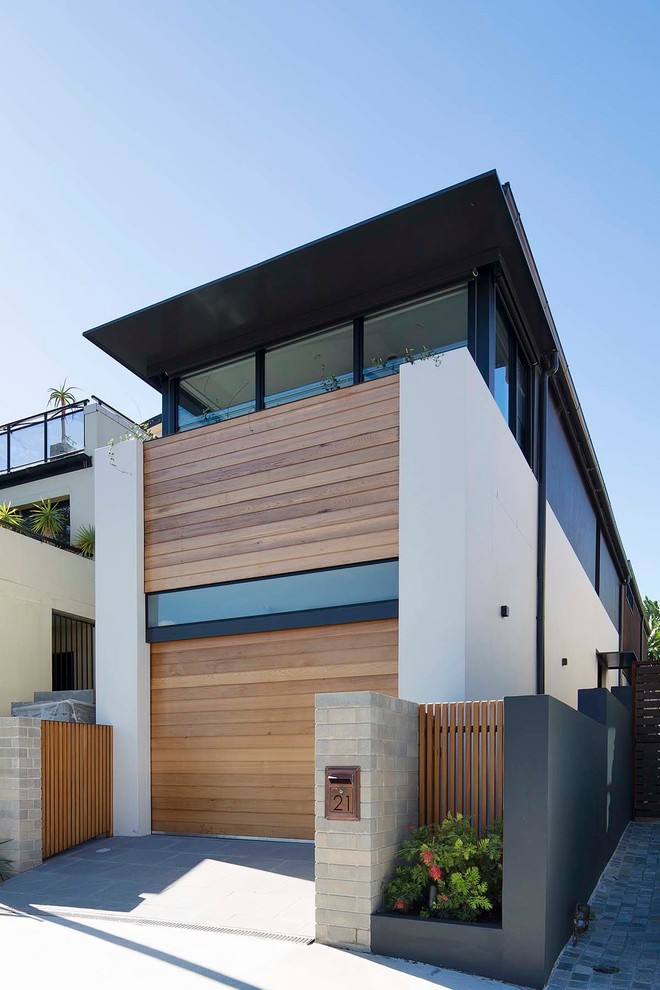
[{"x1": 382, "y1": 813, "x2": 502, "y2": 922}]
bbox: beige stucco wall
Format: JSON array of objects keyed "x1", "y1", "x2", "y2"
[{"x1": 0, "y1": 528, "x2": 94, "y2": 715}]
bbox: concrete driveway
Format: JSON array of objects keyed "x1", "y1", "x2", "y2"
[
  {"x1": 0, "y1": 834, "x2": 315, "y2": 936},
  {"x1": 0, "y1": 833, "x2": 523, "y2": 990}
]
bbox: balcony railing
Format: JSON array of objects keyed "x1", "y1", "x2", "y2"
[{"x1": 0, "y1": 400, "x2": 88, "y2": 476}]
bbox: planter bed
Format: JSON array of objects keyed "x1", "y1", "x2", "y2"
[{"x1": 371, "y1": 912, "x2": 505, "y2": 983}]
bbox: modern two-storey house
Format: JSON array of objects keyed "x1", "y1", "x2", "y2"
[{"x1": 85, "y1": 170, "x2": 647, "y2": 841}]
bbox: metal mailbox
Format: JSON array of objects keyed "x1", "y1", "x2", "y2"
[{"x1": 325, "y1": 766, "x2": 360, "y2": 821}]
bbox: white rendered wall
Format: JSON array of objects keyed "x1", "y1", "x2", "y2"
[
  {"x1": 544, "y1": 507, "x2": 619, "y2": 707},
  {"x1": 94, "y1": 438, "x2": 151, "y2": 835},
  {"x1": 398, "y1": 349, "x2": 537, "y2": 703},
  {"x1": 398, "y1": 354, "x2": 468, "y2": 701},
  {"x1": 1, "y1": 470, "x2": 94, "y2": 541},
  {"x1": 463, "y1": 357, "x2": 538, "y2": 701},
  {"x1": 398, "y1": 347, "x2": 621, "y2": 709},
  {"x1": 0, "y1": 528, "x2": 94, "y2": 715},
  {"x1": 0, "y1": 404, "x2": 135, "y2": 540}
]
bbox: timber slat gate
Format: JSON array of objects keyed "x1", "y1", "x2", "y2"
[
  {"x1": 634, "y1": 661, "x2": 660, "y2": 820},
  {"x1": 41, "y1": 721, "x2": 113, "y2": 859},
  {"x1": 419, "y1": 701, "x2": 504, "y2": 834}
]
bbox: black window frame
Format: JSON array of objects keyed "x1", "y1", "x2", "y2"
[
  {"x1": 494, "y1": 293, "x2": 533, "y2": 462},
  {"x1": 165, "y1": 279, "x2": 475, "y2": 435},
  {"x1": 146, "y1": 558, "x2": 400, "y2": 642}
]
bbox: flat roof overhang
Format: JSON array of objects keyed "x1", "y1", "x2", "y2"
[
  {"x1": 82, "y1": 169, "x2": 646, "y2": 617},
  {"x1": 83, "y1": 170, "x2": 559, "y2": 387}
]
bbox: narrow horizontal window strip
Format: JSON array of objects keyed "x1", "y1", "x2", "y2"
[
  {"x1": 147, "y1": 559, "x2": 399, "y2": 629},
  {"x1": 147, "y1": 600, "x2": 399, "y2": 642}
]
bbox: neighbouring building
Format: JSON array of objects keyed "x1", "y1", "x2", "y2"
[
  {"x1": 0, "y1": 397, "x2": 141, "y2": 713},
  {"x1": 84, "y1": 170, "x2": 648, "y2": 840}
]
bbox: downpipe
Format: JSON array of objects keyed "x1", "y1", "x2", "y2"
[{"x1": 536, "y1": 350, "x2": 559, "y2": 695}]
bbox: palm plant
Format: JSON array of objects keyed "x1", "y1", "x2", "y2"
[
  {"x1": 29, "y1": 498, "x2": 66, "y2": 540},
  {"x1": 72, "y1": 524, "x2": 95, "y2": 559},
  {"x1": 644, "y1": 598, "x2": 660, "y2": 661},
  {"x1": 47, "y1": 379, "x2": 80, "y2": 444},
  {"x1": 0, "y1": 501, "x2": 23, "y2": 531}
]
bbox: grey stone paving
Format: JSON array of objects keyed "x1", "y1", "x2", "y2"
[
  {"x1": 547, "y1": 823, "x2": 660, "y2": 990},
  {"x1": 0, "y1": 833, "x2": 315, "y2": 937}
]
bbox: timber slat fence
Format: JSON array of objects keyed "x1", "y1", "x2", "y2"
[
  {"x1": 419, "y1": 700, "x2": 504, "y2": 834},
  {"x1": 41, "y1": 721, "x2": 113, "y2": 859},
  {"x1": 633, "y1": 661, "x2": 660, "y2": 819}
]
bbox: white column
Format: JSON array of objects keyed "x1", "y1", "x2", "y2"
[
  {"x1": 398, "y1": 355, "x2": 468, "y2": 702},
  {"x1": 398, "y1": 348, "x2": 538, "y2": 705},
  {"x1": 94, "y1": 438, "x2": 151, "y2": 835}
]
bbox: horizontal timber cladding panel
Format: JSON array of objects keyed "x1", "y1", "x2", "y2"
[
  {"x1": 151, "y1": 618, "x2": 398, "y2": 839},
  {"x1": 144, "y1": 376, "x2": 399, "y2": 593}
]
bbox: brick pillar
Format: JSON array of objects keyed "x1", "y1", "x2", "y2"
[
  {"x1": 315, "y1": 691, "x2": 418, "y2": 951},
  {"x1": 0, "y1": 717, "x2": 42, "y2": 874}
]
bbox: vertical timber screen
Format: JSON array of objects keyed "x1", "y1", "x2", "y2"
[
  {"x1": 418, "y1": 701, "x2": 504, "y2": 834},
  {"x1": 41, "y1": 721, "x2": 113, "y2": 858}
]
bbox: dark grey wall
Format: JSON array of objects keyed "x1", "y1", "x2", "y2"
[{"x1": 502, "y1": 690, "x2": 632, "y2": 989}]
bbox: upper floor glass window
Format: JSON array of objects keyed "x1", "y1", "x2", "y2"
[
  {"x1": 265, "y1": 323, "x2": 353, "y2": 408},
  {"x1": 495, "y1": 304, "x2": 530, "y2": 460},
  {"x1": 363, "y1": 286, "x2": 468, "y2": 380},
  {"x1": 178, "y1": 354, "x2": 256, "y2": 432},
  {"x1": 494, "y1": 313, "x2": 511, "y2": 422}
]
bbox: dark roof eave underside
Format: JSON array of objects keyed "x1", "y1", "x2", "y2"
[
  {"x1": 83, "y1": 170, "x2": 558, "y2": 386},
  {"x1": 83, "y1": 170, "x2": 644, "y2": 618}
]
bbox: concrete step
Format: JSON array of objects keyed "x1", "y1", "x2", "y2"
[{"x1": 33, "y1": 690, "x2": 95, "y2": 704}]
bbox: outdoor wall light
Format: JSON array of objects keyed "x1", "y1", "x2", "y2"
[
  {"x1": 500, "y1": 605, "x2": 510, "y2": 617},
  {"x1": 562, "y1": 657, "x2": 568, "y2": 667}
]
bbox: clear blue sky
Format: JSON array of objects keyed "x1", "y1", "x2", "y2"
[{"x1": 0, "y1": 0, "x2": 657, "y2": 596}]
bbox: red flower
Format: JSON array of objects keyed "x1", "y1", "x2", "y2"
[
  {"x1": 421, "y1": 850, "x2": 434, "y2": 866},
  {"x1": 428, "y1": 865, "x2": 444, "y2": 881},
  {"x1": 440, "y1": 894, "x2": 449, "y2": 903},
  {"x1": 393, "y1": 898, "x2": 407, "y2": 912}
]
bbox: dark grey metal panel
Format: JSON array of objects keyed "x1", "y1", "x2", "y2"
[
  {"x1": 547, "y1": 394, "x2": 597, "y2": 585},
  {"x1": 599, "y1": 532, "x2": 621, "y2": 630},
  {"x1": 501, "y1": 695, "x2": 552, "y2": 988},
  {"x1": 502, "y1": 690, "x2": 632, "y2": 988},
  {"x1": 371, "y1": 915, "x2": 504, "y2": 981}
]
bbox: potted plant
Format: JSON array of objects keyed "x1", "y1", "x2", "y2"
[
  {"x1": 72, "y1": 524, "x2": 95, "y2": 559},
  {"x1": 47, "y1": 380, "x2": 80, "y2": 457},
  {"x1": 28, "y1": 499, "x2": 67, "y2": 541},
  {"x1": 0, "y1": 501, "x2": 24, "y2": 531}
]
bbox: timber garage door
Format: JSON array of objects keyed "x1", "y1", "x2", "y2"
[{"x1": 151, "y1": 618, "x2": 398, "y2": 839}]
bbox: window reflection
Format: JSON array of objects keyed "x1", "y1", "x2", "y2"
[
  {"x1": 363, "y1": 287, "x2": 468, "y2": 380},
  {"x1": 265, "y1": 324, "x2": 353, "y2": 408},
  {"x1": 148, "y1": 559, "x2": 399, "y2": 628},
  {"x1": 178, "y1": 355, "x2": 256, "y2": 432},
  {"x1": 494, "y1": 314, "x2": 510, "y2": 423}
]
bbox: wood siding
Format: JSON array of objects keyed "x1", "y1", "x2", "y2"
[
  {"x1": 144, "y1": 377, "x2": 399, "y2": 593},
  {"x1": 42, "y1": 721, "x2": 113, "y2": 859},
  {"x1": 622, "y1": 588, "x2": 647, "y2": 663},
  {"x1": 151, "y1": 619, "x2": 398, "y2": 838}
]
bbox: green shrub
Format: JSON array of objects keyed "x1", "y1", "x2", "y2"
[{"x1": 383, "y1": 813, "x2": 502, "y2": 922}]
